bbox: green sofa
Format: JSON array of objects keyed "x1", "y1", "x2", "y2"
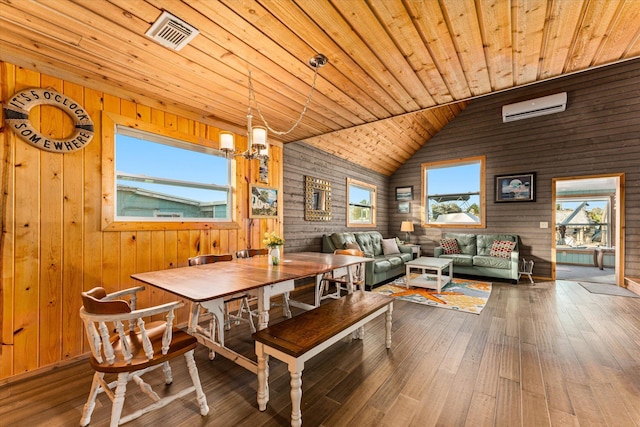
[
  {"x1": 434, "y1": 233, "x2": 520, "y2": 282},
  {"x1": 322, "y1": 231, "x2": 413, "y2": 287}
]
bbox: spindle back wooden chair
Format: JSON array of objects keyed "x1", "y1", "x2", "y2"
[
  {"x1": 235, "y1": 248, "x2": 269, "y2": 258},
  {"x1": 188, "y1": 254, "x2": 256, "y2": 338},
  {"x1": 79, "y1": 286, "x2": 208, "y2": 427},
  {"x1": 236, "y1": 248, "x2": 291, "y2": 318},
  {"x1": 317, "y1": 249, "x2": 367, "y2": 303}
]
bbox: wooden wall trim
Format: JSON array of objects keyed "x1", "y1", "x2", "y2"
[
  {"x1": 0, "y1": 62, "x2": 283, "y2": 381},
  {"x1": 100, "y1": 112, "x2": 242, "y2": 231}
]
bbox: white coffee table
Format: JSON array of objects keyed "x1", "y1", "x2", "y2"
[{"x1": 405, "y1": 257, "x2": 453, "y2": 293}]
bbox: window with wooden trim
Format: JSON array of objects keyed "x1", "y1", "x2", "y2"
[
  {"x1": 347, "y1": 178, "x2": 376, "y2": 227},
  {"x1": 422, "y1": 156, "x2": 485, "y2": 228},
  {"x1": 101, "y1": 112, "x2": 238, "y2": 231},
  {"x1": 115, "y1": 126, "x2": 231, "y2": 221}
]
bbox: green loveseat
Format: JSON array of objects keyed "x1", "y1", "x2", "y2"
[
  {"x1": 434, "y1": 233, "x2": 520, "y2": 282},
  {"x1": 322, "y1": 231, "x2": 413, "y2": 287}
]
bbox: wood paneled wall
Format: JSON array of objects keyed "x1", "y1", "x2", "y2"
[
  {"x1": 390, "y1": 58, "x2": 640, "y2": 279},
  {"x1": 283, "y1": 143, "x2": 389, "y2": 253},
  {"x1": 0, "y1": 63, "x2": 283, "y2": 381}
]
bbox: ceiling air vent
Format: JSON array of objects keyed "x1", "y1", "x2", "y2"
[
  {"x1": 145, "y1": 11, "x2": 199, "y2": 51},
  {"x1": 502, "y1": 92, "x2": 567, "y2": 123}
]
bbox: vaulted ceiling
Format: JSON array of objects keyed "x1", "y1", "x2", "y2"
[{"x1": 1, "y1": 0, "x2": 639, "y2": 175}]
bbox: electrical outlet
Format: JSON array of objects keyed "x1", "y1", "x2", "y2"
[{"x1": 540, "y1": 222, "x2": 548, "y2": 228}]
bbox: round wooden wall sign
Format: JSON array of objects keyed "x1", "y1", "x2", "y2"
[{"x1": 3, "y1": 88, "x2": 94, "y2": 153}]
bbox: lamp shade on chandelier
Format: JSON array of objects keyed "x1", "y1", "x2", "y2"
[{"x1": 219, "y1": 54, "x2": 327, "y2": 161}]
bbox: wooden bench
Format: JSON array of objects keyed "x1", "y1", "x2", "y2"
[{"x1": 252, "y1": 291, "x2": 393, "y2": 427}]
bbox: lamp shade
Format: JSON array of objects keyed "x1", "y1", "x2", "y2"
[
  {"x1": 219, "y1": 131, "x2": 234, "y2": 151},
  {"x1": 252, "y1": 126, "x2": 267, "y2": 150},
  {"x1": 400, "y1": 221, "x2": 414, "y2": 232}
]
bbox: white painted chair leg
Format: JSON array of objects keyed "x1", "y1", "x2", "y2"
[
  {"x1": 110, "y1": 374, "x2": 128, "y2": 427},
  {"x1": 224, "y1": 302, "x2": 231, "y2": 330},
  {"x1": 282, "y1": 292, "x2": 292, "y2": 318},
  {"x1": 243, "y1": 297, "x2": 257, "y2": 333},
  {"x1": 79, "y1": 372, "x2": 103, "y2": 427},
  {"x1": 208, "y1": 315, "x2": 216, "y2": 360},
  {"x1": 184, "y1": 349, "x2": 209, "y2": 416},
  {"x1": 161, "y1": 360, "x2": 173, "y2": 384}
]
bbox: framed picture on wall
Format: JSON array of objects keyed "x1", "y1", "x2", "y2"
[
  {"x1": 398, "y1": 201, "x2": 411, "y2": 213},
  {"x1": 249, "y1": 185, "x2": 278, "y2": 218},
  {"x1": 259, "y1": 157, "x2": 269, "y2": 183},
  {"x1": 495, "y1": 172, "x2": 536, "y2": 202},
  {"x1": 395, "y1": 186, "x2": 413, "y2": 201}
]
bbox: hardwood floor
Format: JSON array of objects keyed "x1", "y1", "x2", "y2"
[{"x1": 1, "y1": 280, "x2": 639, "y2": 426}]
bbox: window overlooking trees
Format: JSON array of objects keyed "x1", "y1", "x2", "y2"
[
  {"x1": 422, "y1": 156, "x2": 485, "y2": 227},
  {"x1": 347, "y1": 178, "x2": 376, "y2": 227}
]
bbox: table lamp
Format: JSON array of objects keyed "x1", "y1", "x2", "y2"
[{"x1": 400, "y1": 221, "x2": 414, "y2": 243}]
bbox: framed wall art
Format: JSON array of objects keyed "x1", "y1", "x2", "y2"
[
  {"x1": 495, "y1": 172, "x2": 536, "y2": 202},
  {"x1": 259, "y1": 157, "x2": 269, "y2": 183},
  {"x1": 398, "y1": 201, "x2": 411, "y2": 213},
  {"x1": 395, "y1": 185, "x2": 413, "y2": 201},
  {"x1": 304, "y1": 176, "x2": 331, "y2": 221},
  {"x1": 249, "y1": 185, "x2": 279, "y2": 218}
]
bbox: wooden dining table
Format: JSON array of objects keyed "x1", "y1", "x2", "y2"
[{"x1": 131, "y1": 252, "x2": 371, "y2": 373}]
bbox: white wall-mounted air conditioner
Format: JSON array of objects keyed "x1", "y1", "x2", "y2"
[{"x1": 502, "y1": 92, "x2": 567, "y2": 123}]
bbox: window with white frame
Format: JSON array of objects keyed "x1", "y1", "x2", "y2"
[
  {"x1": 115, "y1": 125, "x2": 231, "y2": 221},
  {"x1": 347, "y1": 178, "x2": 376, "y2": 227},
  {"x1": 422, "y1": 156, "x2": 485, "y2": 227}
]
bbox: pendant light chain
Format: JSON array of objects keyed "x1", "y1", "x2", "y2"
[{"x1": 247, "y1": 65, "x2": 321, "y2": 136}]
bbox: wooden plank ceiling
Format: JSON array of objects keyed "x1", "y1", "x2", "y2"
[{"x1": 1, "y1": 0, "x2": 639, "y2": 176}]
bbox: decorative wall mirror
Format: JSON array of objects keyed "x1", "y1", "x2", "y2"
[{"x1": 305, "y1": 176, "x2": 332, "y2": 221}]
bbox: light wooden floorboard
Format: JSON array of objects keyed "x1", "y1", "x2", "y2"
[{"x1": 0, "y1": 280, "x2": 639, "y2": 426}]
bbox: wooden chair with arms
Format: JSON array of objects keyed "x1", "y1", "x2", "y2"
[
  {"x1": 317, "y1": 249, "x2": 367, "y2": 304},
  {"x1": 79, "y1": 286, "x2": 208, "y2": 427},
  {"x1": 236, "y1": 248, "x2": 292, "y2": 318}
]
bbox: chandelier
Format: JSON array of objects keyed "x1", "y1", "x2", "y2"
[{"x1": 220, "y1": 54, "x2": 328, "y2": 160}]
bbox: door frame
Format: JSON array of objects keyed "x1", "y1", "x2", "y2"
[{"x1": 551, "y1": 173, "x2": 625, "y2": 286}]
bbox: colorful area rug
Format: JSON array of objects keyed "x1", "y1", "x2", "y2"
[{"x1": 372, "y1": 274, "x2": 492, "y2": 314}]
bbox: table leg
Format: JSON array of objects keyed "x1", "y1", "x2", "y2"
[
  {"x1": 257, "y1": 289, "x2": 271, "y2": 331},
  {"x1": 405, "y1": 264, "x2": 411, "y2": 288},
  {"x1": 437, "y1": 268, "x2": 442, "y2": 293},
  {"x1": 448, "y1": 263, "x2": 453, "y2": 286}
]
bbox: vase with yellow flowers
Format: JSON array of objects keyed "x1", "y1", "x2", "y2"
[{"x1": 263, "y1": 231, "x2": 284, "y2": 265}]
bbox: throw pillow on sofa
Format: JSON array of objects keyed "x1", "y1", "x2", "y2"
[
  {"x1": 489, "y1": 240, "x2": 516, "y2": 258},
  {"x1": 440, "y1": 238, "x2": 460, "y2": 254},
  {"x1": 381, "y1": 238, "x2": 400, "y2": 255},
  {"x1": 344, "y1": 241, "x2": 362, "y2": 251}
]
